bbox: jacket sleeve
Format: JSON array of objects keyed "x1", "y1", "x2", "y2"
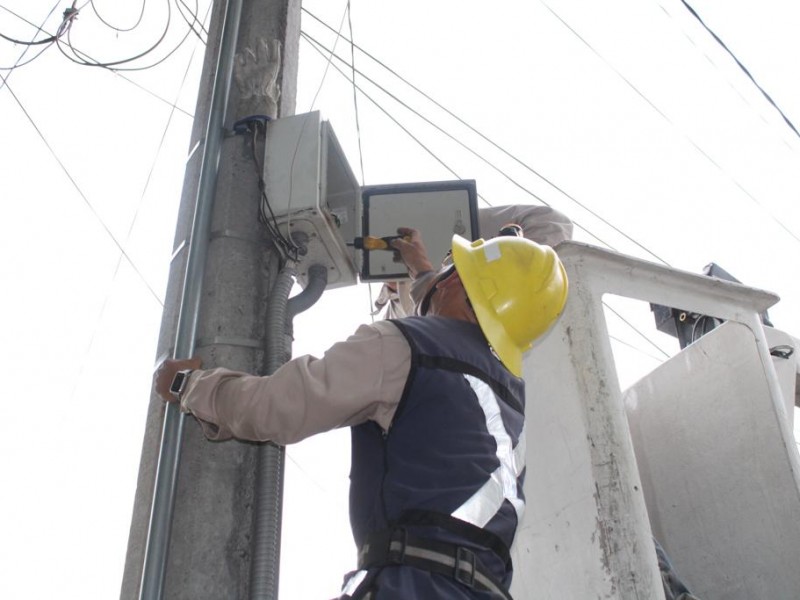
[
  {"x1": 180, "y1": 320, "x2": 411, "y2": 444},
  {"x1": 477, "y1": 204, "x2": 574, "y2": 247}
]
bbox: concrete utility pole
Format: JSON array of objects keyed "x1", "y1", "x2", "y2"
[{"x1": 121, "y1": 1, "x2": 301, "y2": 598}]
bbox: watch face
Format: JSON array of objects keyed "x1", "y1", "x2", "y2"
[{"x1": 170, "y1": 371, "x2": 189, "y2": 396}]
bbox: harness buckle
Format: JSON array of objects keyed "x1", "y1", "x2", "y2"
[
  {"x1": 454, "y1": 546, "x2": 477, "y2": 588},
  {"x1": 387, "y1": 527, "x2": 408, "y2": 565}
]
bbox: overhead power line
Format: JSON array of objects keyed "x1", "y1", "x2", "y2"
[
  {"x1": 2, "y1": 76, "x2": 165, "y2": 306},
  {"x1": 0, "y1": 1, "x2": 62, "y2": 80},
  {"x1": 1, "y1": 1, "x2": 208, "y2": 72},
  {"x1": 345, "y1": 1, "x2": 365, "y2": 186},
  {"x1": 538, "y1": 0, "x2": 800, "y2": 248},
  {"x1": 90, "y1": 0, "x2": 146, "y2": 33},
  {"x1": 0, "y1": 4, "x2": 197, "y2": 117},
  {"x1": 56, "y1": 0, "x2": 174, "y2": 69},
  {"x1": 302, "y1": 29, "x2": 632, "y2": 253},
  {"x1": 301, "y1": 8, "x2": 672, "y2": 266},
  {"x1": 176, "y1": 0, "x2": 209, "y2": 43},
  {"x1": 678, "y1": 0, "x2": 800, "y2": 140},
  {"x1": 301, "y1": 28, "x2": 672, "y2": 366},
  {"x1": 306, "y1": 2, "x2": 349, "y2": 111},
  {"x1": 0, "y1": 1, "x2": 77, "y2": 46},
  {"x1": 303, "y1": 34, "x2": 465, "y2": 184},
  {"x1": 73, "y1": 27, "x2": 204, "y2": 394}
]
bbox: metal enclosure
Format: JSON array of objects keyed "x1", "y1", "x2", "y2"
[
  {"x1": 263, "y1": 111, "x2": 360, "y2": 288},
  {"x1": 263, "y1": 112, "x2": 479, "y2": 286},
  {"x1": 360, "y1": 180, "x2": 479, "y2": 281}
]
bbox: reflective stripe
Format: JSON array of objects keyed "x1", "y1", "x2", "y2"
[
  {"x1": 340, "y1": 570, "x2": 368, "y2": 597},
  {"x1": 451, "y1": 374, "x2": 525, "y2": 528}
]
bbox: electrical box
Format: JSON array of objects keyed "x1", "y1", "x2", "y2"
[
  {"x1": 263, "y1": 111, "x2": 480, "y2": 288},
  {"x1": 263, "y1": 111, "x2": 360, "y2": 289},
  {"x1": 359, "y1": 181, "x2": 479, "y2": 281}
]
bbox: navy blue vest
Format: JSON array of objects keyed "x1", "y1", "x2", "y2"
[{"x1": 349, "y1": 316, "x2": 526, "y2": 580}]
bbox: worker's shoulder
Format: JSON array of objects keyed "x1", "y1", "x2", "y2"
[
  {"x1": 349, "y1": 318, "x2": 406, "y2": 341},
  {"x1": 346, "y1": 320, "x2": 412, "y2": 363},
  {"x1": 368, "y1": 319, "x2": 405, "y2": 336}
]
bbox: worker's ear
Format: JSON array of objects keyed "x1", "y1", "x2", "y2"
[{"x1": 435, "y1": 267, "x2": 460, "y2": 289}]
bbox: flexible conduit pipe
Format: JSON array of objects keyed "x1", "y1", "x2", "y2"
[
  {"x1": 249, "y1": 265, "x2": 295, "y2": 600},
  {"x1": 139, "y1": 1, "x2": 242, "y2": 598},
  {"x1": 287, "y1": 264, "x2": 329, "y2": 319},
  {"x1": 251, "y1": 263, "x2": 329, "y2": 599}
]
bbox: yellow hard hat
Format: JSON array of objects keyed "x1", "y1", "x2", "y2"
[{"x1": 451, "y1": 234, "x2": 568, "y2": 377}]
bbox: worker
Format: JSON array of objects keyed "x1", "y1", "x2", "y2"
[
  {"x1": 373, "y1": 204, "x2": 573, "y2": 319},
  {"x1": 154, "y1": 231, "x2": 568, "y2": 599}
]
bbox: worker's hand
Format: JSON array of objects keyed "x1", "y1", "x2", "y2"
[
  {"x1": 391, "y1": 227, "x2": 434, "y2": 279},
  {"x1": 153, "y1": 356, "x2": 203, "y2": 403}
]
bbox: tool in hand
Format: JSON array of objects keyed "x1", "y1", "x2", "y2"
[{"x1": 348, "y1": 235, "x2": 411, "y2": 251}]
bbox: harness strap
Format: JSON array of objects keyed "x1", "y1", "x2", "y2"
[
  {"x1": 358, "y1": 528, "x2": 513, "y2": 600},
  {"x1": 395, "y1": 509, "x2": 512, "y2": 568}
]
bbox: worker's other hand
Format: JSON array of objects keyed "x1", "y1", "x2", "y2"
[
  {"x1": 154, "y1": 357, "x2": 203, "y2": 403},
  {"x1": 391, "y1": 227, "x2": 434, "y2": 279}
]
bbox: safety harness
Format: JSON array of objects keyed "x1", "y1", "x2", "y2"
[
  {"x1": 346, "y1": 318, "x2": 524, "y2": 599},
  {"x1": 357, "y1": 527, "x2": 513, "y2": 599}
]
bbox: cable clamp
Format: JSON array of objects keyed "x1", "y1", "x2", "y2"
[{"x1": 232, "y1": 114, "x2": 272, "y2": 135}]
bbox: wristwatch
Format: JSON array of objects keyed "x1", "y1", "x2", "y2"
[{"x1": 169, "y1": 369, "x2": 194, "y2": 401}]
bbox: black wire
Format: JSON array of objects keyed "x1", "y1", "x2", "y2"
[
  {"x1": 77, "y1": 41, "x2": 195, "y2": 388},
  {"x1": 136, "y1": 30, "x2": 199, "y2": 216},
  {"x1": 96, "y1": 29, "x2": 201, "y2": 324},
  {"x1": 180, "y1": 0, "x2": 208, "y2": 35},
  {"x1": 0, "y1": 5, "x2": 198, "y2": 115},
  {"x1": 307, "y1": 3, "x2": 349, "y2": 110},
  {"x1": 113, "y1": 71, "x2": 195, "y2": 116},
  {"x1": 175, "y1": 0, "x2": 208, "y2": 42},
  {"x1": 0, "y1": 30, "x2": 59, "y2": 45},
  {"x1": 76, "y1": 4, "x2": 202, "y2": 72},
  {"x1": 305, "y1": 37, "x2": 463, "y2": 177},
  {"x1": 609, "y1": 332, "x2": 669, "y2": 363},
  {"x1": 56, "y1": 0, "x2": 172, "y2": 69},
  {"x1": 607, "y1": 305, "x2": 671, "y2": 358},
  {"x1": 0, "y1": 3, "x2": 62, "y2": 75},
  {"x1": 3, "y1": 0, "x2": 207, "y2": 71},
  {"x1": 58, "y1": 0, "x2": 198, "y2": 71},
  {"x1": 0, "y1": 2, "x2": 76, "y2": 45},
  {"x1": 678, "y1": 0, "x2": 800, "y2": 140},
  {"x1": 0, "y1": 38, "x2": 53, "y2": 69},
  {"x1": 540, "y1": 0, "x2": 800, "y2": 248},
  {"x1": 301, "y1": 14, "x2": 667, "y2": 263},
  {"x1": 90, "y1": 0, "x2": 147, "y2": 33},
  {"x1": 302, "y1": 31, "x2": 619, "y2": 248},
  {"x1": 304, "y1": 35, "x2": 672, "y2": 364},
  {"x1": 346, "y1": 1, "x2": 365, "y2": 185},
  {"x1": 247, "y1": 122, "x2": 299, "y2": 262},
  {"x1": 0, "y1": 3, "x2": 74, "y2": 73},
  {"x1": 3, "y1": 76, "x2": 165, "y2": 306},
  {"x1": 303, "y1": 23, "x2": 673, "y2": 365},
  {"x1": 303, "y1": 34, "x2": 488, "y2": 209}
]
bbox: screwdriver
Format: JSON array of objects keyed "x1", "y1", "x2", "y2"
[{"x1": 348, "y1": 235, "x2": 411, "y2": 251}]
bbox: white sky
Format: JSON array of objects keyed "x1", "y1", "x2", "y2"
[{"x1": 1, "y1": 1, "x2": 799, "y2": 598}]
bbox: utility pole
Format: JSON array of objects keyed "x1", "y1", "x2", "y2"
[{"x1": 121, "y1": 0, "x2": 301, "y2": 598}]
